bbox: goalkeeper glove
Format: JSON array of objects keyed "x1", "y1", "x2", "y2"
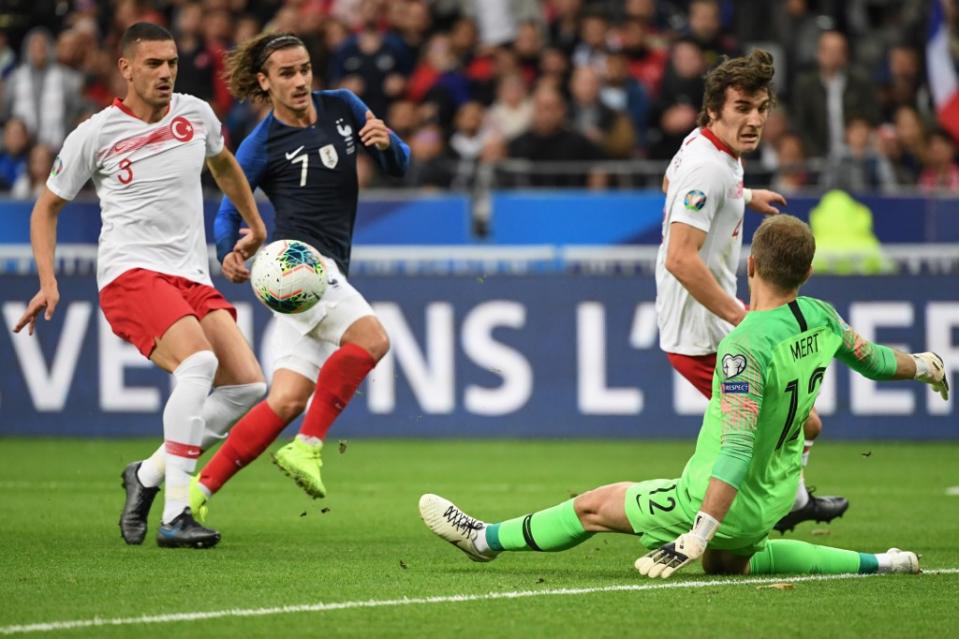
[
  {"x1": 634, "y1": 511, "x2": 720, "y2": 579},
  {"x1": 912, "y1": 352, "x2": 949, "y2": 401}
]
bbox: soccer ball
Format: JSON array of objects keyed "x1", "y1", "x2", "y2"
[{"x1": 250, "y1": 240, "x2": 327, "y2": 314}]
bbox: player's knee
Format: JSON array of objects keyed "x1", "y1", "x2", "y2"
[
  {"x1": 803, "y1": 410, "x2": 823, "y2": 440},
  {"x1": 268, "y1": 386, "x2": 309, "y2": 422},
  {"x1": 175, "y1": 349, "x2": 219, "y2": 380},
  {"x1": 574, "y1": 482, "x2": 629, "y2": 530}
]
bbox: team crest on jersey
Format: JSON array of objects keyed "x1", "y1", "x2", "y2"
[
  {"x1": 170, "y1": 116, "x2": 194, "y2": 142},
  {"x1": 721, "y1": 353, "x2": 747, "y2": 378},
  {"x1": 319, "y1": 144, "x2": 339, "y2": 168},
  {"x1": 336, "y1": 118, "x2": 356, "y2": 155},
  {"x1": 683, "y1": 190, "x2": 707, "y2": 211}
]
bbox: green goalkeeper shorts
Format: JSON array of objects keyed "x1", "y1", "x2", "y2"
[{"x1": 624, "y1": 478, "x2": 769, "y2": 555}]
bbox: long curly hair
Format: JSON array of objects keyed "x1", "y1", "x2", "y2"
[
  {"x1": 697, "y1": 49, "x2": 777, "y2": 127},
  {"x1": 224, "y1": 32, "x2": 305, "y2": 103}
]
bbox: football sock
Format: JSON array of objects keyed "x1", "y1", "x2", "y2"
[
  {"x1": 485, "y1": 499, "x2": 593, "y2": 552},
  {"x1": 199, "y1": 399, "x2": 288, "y2": 495},
  {"x1": 137, "y1": 382, "x2": 267, "y2": 488},
  {"x1": 298, "y1": 343, "x2": 375, "y2": 440},
  {"x1": 748, "y1": 540, "x2": 878, "y2": 575},
  {"x1": 162, "y1": 351, "x2": 217, "y2": 523},
  {"x1": 792, "y1": 474, "x2": 810, "y2": 510},
  {"x1": 802, "y1": 439, "x2": 813, "y2": 467}
]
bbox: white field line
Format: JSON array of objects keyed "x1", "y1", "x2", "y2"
[{"x1": 2, "y1": 569, "x2": 958, "y2": 636}]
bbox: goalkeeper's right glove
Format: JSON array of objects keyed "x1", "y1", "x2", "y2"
[{"x1": 912, "y1": 352, "x2": 949, "y2": 401}]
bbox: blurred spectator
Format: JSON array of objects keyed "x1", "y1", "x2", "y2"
[
  {"x1": 449, "y1": 100, "x2": 493, "y2": 187},
  {"x1": 406, "y1": 33, "x2": 470, "y2": 130},
  {"x1": 792, "y1": 30, "x2": 880, "y2": 159},
  {"x1": 600, "y1": 50, "x2": 651, "y2": 148},
  {"x1": 391, "y1": 0, "x2": 432, "y2": 63},
  {"x1": 753, "y1": 107, "x2": 790, "y2": 173},
  {"x1": 234, "y1": 15, "x2": 261, "y2": 46},
  {"x1": 887, "y1": 105, "x2": 926, "y2": 184},
  {"x1": 461, "y1": 0, "x2": 541, "y2": 48},
  {"x1": 877, "y1": 45, "x2": 925, "y2": 122},
  {"x1": 0, "y1": 118, "x2": 30, "y2": 191},
  {"x1": 770, "y1": 0, "x2": 821, "y2": 96},
  {"x1": 569, "y1": 65, "x2": 635, "y2": 158},
  {"x1": 513, "y1": 21, "x2": 544, "y2": 84},
  {"x1": 11, "y1": 143, "x2": 54, "y2": 200},
  {"x1": 547, "y1": 0, "x2": 582, "y2": 54},
  {"x1": 919, "y1": 129, "x2": 959, "y2": 193},
  {"x1": 201, "y1": 8, "x2": 234, "y2": 116},
  {"x1": 330, "y1": 0, "x2": 412, "y2": 117},
  {"x1": 685, "y1": 0, "x2": 738, "y2": 68},
  {"x1": 647, "y1": 38, "x2": 705, "y2": 159},
  {"x1": 173, "y1": 3, "x2": 217, "y2": 104},
  {"x1": 810, "y1": 190, "x2": 892, "y2": 275},
  {"x1": 537, "y1": 46, "x2": 571, "y2": 92},
  {"x1": 387, "y1": 99, "x2": 421, "y2": 140},
  {"x1": 485, "y1": 73, "x2": 533, "y2": 141},
  {"x1": 1, "y1": 27, "x2": 85, "y2": 149},
  {"x1": 405, "y1": 123, "x2": 453, "y2": 188},
  {"x1": 618, "y1": 19, "x2": 668, "y2": 97},
  {"x1": 506, "y1": 85, "x2": 605, "y2": 188},
  {"x1": 571, "y1": 10, "x2": 608, "y2": 71},
  {"x1": 770, "y1": 132, "x2": 811, "y2": 193},
  {"x1": 822, "y1": 116, "x2": 898, "y2": 194}
]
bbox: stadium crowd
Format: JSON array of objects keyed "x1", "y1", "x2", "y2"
[{"x1": 0, "y1": 0, "x2": 957, "y2": 196}]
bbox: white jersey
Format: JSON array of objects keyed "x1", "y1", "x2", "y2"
[
  {"x1": 655, "y1": 127, "x2": 745, "y2": 356},
  {"x1": 47, "y1": 93, "x2": 224, "y2": 290}
]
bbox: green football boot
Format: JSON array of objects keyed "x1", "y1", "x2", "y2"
[
  {"x1": 272, "y1": 439, "x2": 326, "y2": 498},
  {"x1": 189, "y1": 475, "x2": 210, "y2": 524}
]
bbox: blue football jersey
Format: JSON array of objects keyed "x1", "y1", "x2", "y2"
[{"x1": 214, "y1": 89, "x2": 410, "y2": 275}]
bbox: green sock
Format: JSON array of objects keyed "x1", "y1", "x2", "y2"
[
  {"x1": 485, "y1": 499, "x2": 593, "y2": 552},
  {"x1": 749, "y1": 539, "x2": 878, "y2": 575}
]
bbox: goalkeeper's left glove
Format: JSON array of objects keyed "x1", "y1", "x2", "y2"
[
  {"x1": 912, "y1": 352, "x2": 949, "y2": 401},
  {"x1": 635, "y1": 511, "x2": 720, "y2": 579}
]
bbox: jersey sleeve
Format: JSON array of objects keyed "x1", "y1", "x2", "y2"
[
  {"x1": 824, "y1": 303, "x2": 899, "y2": 380},
  {"x1": 331, "y1": 89, "x2": 410, "y2": 177},
  {"x1": 46, "y1": 119, "x2": 99, "y2": 201},
  {"x1": 196, "y1": 98, "x2": 225, "y2": 157},
  {"x1": 666, "y1": 162, "x2": 727, "y2": 234},
  {"x1": 214, "y1": 120, "x2": 270, "y2": 262},
  {"x1": 709, "y1": 334, "x2": 766, "y2": 489}
]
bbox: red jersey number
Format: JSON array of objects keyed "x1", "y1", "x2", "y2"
[{"x1": 118, "y1": 158, "x2": 134, "y2": 185}]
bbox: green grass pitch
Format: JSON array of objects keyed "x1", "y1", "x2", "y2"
[{"x1": 1, "y1": 439, "x2": 957, "y2": 638}]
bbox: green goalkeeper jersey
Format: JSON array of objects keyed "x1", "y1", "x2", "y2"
[{"x1": 677, "y1": 296, "x2": 888, "y2": 542}]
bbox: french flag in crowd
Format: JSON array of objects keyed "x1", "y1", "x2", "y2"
[{"x1": 928, "y1": 0, "x2": 959, "y2": 142}]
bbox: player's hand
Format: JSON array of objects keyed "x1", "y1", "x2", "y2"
[
  {"x1": 913, "y1": 352, "x2": 949, "y2": 401},
  {"x1": 233, "y1": 227, "x2": 265, "y2": 261},
  {"x1": 222, "y1": 251, "x2": 251, "y2": 283},
  {"x1": 13, "y1": 283, "x2": 60, "y2": 336},
  {"x1": 634, "y1": 531, "x2": 707, "y2": 579},
  {"x1": 360, "y1": 110, "x2": 391, "y2": 151},
  {"x1": 747, "y1": 189, "x2": 786, "y2": 215}
]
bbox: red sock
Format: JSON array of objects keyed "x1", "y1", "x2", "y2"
[
  {"x1": 299, "y1": 342, "x2": 376, "y2": 440},
  {"x1": 199, "y1": 400, "x2": 287, "y2": 494}
]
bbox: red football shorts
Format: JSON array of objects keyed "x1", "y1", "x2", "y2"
[
  {"x1": 666, "y1": 352, "x2": 716, "y2": 399},
  {"x1": 99, "y1": 268, "x2": 236, "y2": 358}
]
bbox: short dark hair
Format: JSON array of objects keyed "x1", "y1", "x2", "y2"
[
  {"x1": 751, "y1": 215, "x2": 816, "y2": 291},
  {"x1": 698, "y1": 49, "x2": 776, "y2": 127},
  {"x1": 119, "y1": 22, "x2": 174, "y2": 57}
]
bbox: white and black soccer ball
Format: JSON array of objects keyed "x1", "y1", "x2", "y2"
[{"x1": 250, "y1": 240, "x2": 327, "y2": 314}]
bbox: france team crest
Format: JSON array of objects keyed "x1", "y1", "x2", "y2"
[
  {"x1": 319, "y1": 144, "x2": 338, "y2": 169},
  {"x1": 683, "y1": 189, "x2": 707, "y2": 211}
]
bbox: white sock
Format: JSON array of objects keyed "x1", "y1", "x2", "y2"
[
  {"x1": 875, "y1": 552, "x2": 894, "y2": 573},
  {"x1": 162, "y1": 351, "x2": 218, "y2": 523},
  {"x1": 802, "y1": 439, "x2": 814, "y2": 467},
  {"x1": 792, "y1": 474, "x2": 810, "y2": 511},
  {"x1": 473, "y1": 525, "x2": 490, "y2": 552},
  {"x1": 137, "y1": 382, "x2": 266, "y2": 488},
  {"x1": 297, "y1": 434, "x2": 323, "y2": 447}
]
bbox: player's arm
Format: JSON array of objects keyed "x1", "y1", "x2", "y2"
[
  {"x1": 13, "y1": 188, "x2": 70, "y2": 335},
  {"x1": 339, "y1": 89, "x2": 410, "y2": 176},
  {"x1": 637, "y1": 343, "x2": 764, "y2": 579},
  {"x1": 836, "y1": 320, "x2": 949, "y2": 400},
  {"x1": 207, "y1": 148, "x2": 267, "y2": 262},
  {"x1": 665, "y1": 222, "x2": 747, "y2": 326}
]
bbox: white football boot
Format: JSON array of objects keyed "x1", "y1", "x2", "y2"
[
  {"x1": 418, "y1": 493, "x2": 499, "y2": 562},
  {"x1": 883, "y1": 548, "x2": 920, "y2": 574}
]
